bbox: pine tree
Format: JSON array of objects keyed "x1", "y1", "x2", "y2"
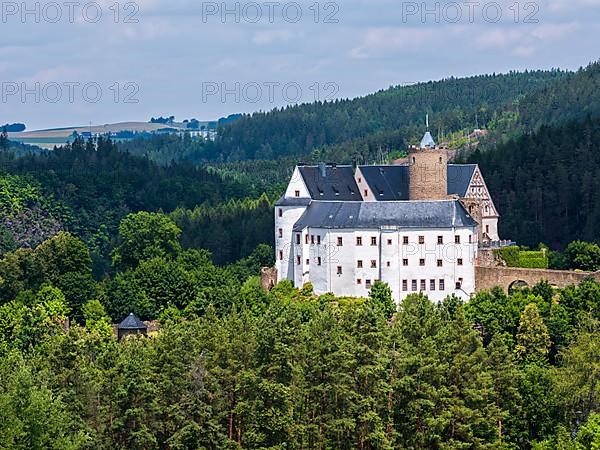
[
  {"x1": 486, "y1": 333, "x2": 524, "y2": 447},
  {"x1": 515, "y1": 304, "x2": 551, "y2": 364},
  {"x1": 0, "y1": 127, "x2": 8, "y2": 151}
]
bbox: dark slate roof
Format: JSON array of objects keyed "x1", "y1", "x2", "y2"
[
  {"x1": 275, "y1": 195, "x2": 312, "y2": 207},
  {"x1": 358, "y1": 164, "x2": 477, "y2": 200},
  {"x1": 447, "y1": 164, "x2": 477, "y2": 197},
  {"x1": 298, "y1": 165, "x2": 361, "y2": 201},
  {"x1": 293, "y1": 200, "x2": 477, "y2": 231},
  {"x1": 359, "y1": 165, "x2": 409, "y2": 200},
  {"x1": 117, "y1": 313, "x2": 147, "y2": 330}
]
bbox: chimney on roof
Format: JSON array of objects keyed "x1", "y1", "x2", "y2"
[{"x1": 318, "y1": 162, "x2": 326, "y2": 177}]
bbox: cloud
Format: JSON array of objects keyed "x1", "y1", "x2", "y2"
[
  {"x1": 475, "y1": 29, "x2": 524, "y2": 49},
  {"x1": 2, "y1": 0, "x2": 599, "y2": 129},
  {"x1": 512, "y1": 46, "x2": 537, "y2": 57},
  {"x1": 349, "y1": 26, "x2": 440, "y2": 59},
  {"x1": 252, "y1": 29, "x2": 298, "y2": 45},
  {"x1": 531, "y1": 22, "x2": 579, "y2": 40}
]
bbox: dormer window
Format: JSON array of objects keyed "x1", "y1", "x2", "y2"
[{"x1": 295, "y1": 190, "x2": 300, "y2": 197}]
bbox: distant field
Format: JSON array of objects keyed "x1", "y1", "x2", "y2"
[
  {"x1": 9, "y1": 122, "x2": 185, "y2": 139},
  {"x1": 7, "y1": 121, "x2": 197, "y2": 149}
]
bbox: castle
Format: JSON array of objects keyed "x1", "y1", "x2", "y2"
[{"x1": 274, "y1": 131, "x2": 502, "y2": 302}]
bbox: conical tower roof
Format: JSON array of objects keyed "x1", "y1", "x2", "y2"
[
  {"x1": 117, "y1": 312, "x2": 147, "y2": 330},
  {"x1": 420, "y1": 131, "x2": 436, "y2": 148}
]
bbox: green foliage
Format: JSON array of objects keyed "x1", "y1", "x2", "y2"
[
  {"x1": 0, "y1": 137, "x2": 268, "y2": 272},
  {"x1": 565, "y1": 241, "x2": 600, "y2": 271},
  {"x1": 368, "y1": 280, "x2": 396, "y2": 319},
  {"x1": 0, "y1": 274, "x2": 597, "y2": 448},
  {"x1": 203, "y1": 70, "x2": 565, "y2": 163},
  {"x1": 495, "y1": 246, "x2": 548, "y2": 269},
  {"x1": 171, "y1": 195, "x2": 274, "y2": 266},
  {"x1": 82, "y1": 299, "x2": 113, "y2": 340},
  {"x1": 515, "y1": 304, "x2": 551, "y2": 364},
  {"x1": 469, "y1": 114, "x2": 600, "y2": 249},
  {"x1": 113, "y1": 212, "x2": 182, "y2": 269}
]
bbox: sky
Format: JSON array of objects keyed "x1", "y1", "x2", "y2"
[{"x1": 1, "y1": 0, "x2": 599, "y2": 130}]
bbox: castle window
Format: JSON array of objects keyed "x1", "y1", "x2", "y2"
[
  {"x1": 279, "y1": 250, "x2": 283, "y2": 260},
  {"x1": 371, "y1": 260, "x2": 377, "y2": 268},
  {"x1": 358, "y1": 177, "x2": 362, "y2": 183},
  {"x1": 403, "y1": 236, "x2": 409, "y2": 245},
  {"x1": 439, "y1": 279, "x2": 445, "y2": 291},
  {"x1": 420, "y1": 280, "x2": 426, "y2": 291},
  {"x1": 430, "y1": 279, "x2": 436, "y2": 291},
  {"x1": 455, "y1": 235, "x2": 461, "y2": 244},
  {"x1": 357, "y1": 260, "x2": 363, "y2": 268},
  {"x1": 356, "y1": 236, "x2": 362, "y2": 246},
  {"x1": 402, "y1": 280, "x2": 408, "y2": 291},
  {"x1": 366, "y1": 280, "x2": 372, "y2": 289},
  {"x1": 305, "y1": 235, "x2": 309, "y2": 244},
  {"x1": 278, "y1": 228, "x2": 283, "y2": 238},
  {"x1": 278, "y1": 208, "x2": 283, "y2": 217},
  {"x1": 387, "y1": 239, "x2": 392, "y2": 245},
  {"x1": 437, "y1": 259, "x2": 443, "y2": 267},
  {"x1": 306, "y1": 259, "x2": 310, "y2": 265},
  {"x1": 419, "y1": 236, "x2": 425, "y2": 244},
  {"x1": 439, "y1": 156, "x2": 442, "y2": 163},
  {"x1": 403, "y1": 259, "x2": 409, "y2": 266},
  {"x1": 386, "y1": 261, "x2": 391, "y2": 267},
  {"x1": 419, "y1": 259, "x2": 425, "y2": 266},
  {"x1": 295, "y1": 190, "x2": 300, "y2": 197},
  {"x1": 297, "y1": 256, "x2": 301, "y2": 265},
  {"x1": 357, "y1": 279, "x2": 362, "y2": 285},
  {"x1": 412, "y1": 157, "x2": 416, "y2": 164},
  {"x1": 311, "y1": 235, "x2": 315, "y2": 244},
  {"x1": 486, "y1": 225, "x2": 490, "y2": 234},
  {"x1": 469, "y1": 234, "x2": 472, "y2": 244},
  {"x1": 296, "y1": 234, "x2": 301, "y2": 245},
  {"x1": 411, "y1": 280, "x2": 417, "y2": 291},
  {"x1": 317, "y1": 236, "x2": 321, "y2": 245},
  {"x1": 456, "y1": 281, "x2": 462, "y2": 290},
  {"x1": 318, "y1": 257, "x2": 322, "y2": 266},
  {"x1": 437, "y1": 236, "x2": 443, "y2": 245},
  {"x1": 337, "y1": 237, "x2": 343, "y2": 246},
  {"x1": 457, "y1": 258, "x2": 463, "y2": 266},
  {"x1": 371, "y1": 237, "x2": 377, "y2": 246},
  {"x1": 337, "y1": 266, "x2": 343, "y2": 275},
  {"x1": 364, "y1": 190, "x2": 368, "y2": 197}
]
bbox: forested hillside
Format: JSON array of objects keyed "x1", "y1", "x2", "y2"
[
  {"x1": 0, "y1": 138, "x2": 274, "y2": 272},
  {"x1": 116, "y1": 71, "x2": 565, "y2": 168},
  {"x1": 0, "y1": 222, "x2": 598, "y2": 449},
  {"x1": 468, "y1": 116, "x2": 600, "y2": 249},
  {"x1": 206, "y1": 70, "x2": 566, "y2": 162},
  {"x1": 475, "y1": 61, "x2": 600, "y2": 147}
]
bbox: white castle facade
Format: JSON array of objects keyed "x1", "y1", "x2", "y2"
[{"x1": 274, "y1": 132, "x2": 501, "y2": 303}]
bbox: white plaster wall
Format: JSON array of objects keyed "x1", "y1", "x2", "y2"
[
  {"x1": 275, "y1": 205, "x2": 309, "y2": 283},
  {"x1": 482, "y1": 217, "x2": 500, "y2": 241},
  {"x1": 355, "y1": 168, "x2": 375, "y2": 202},
  {"x1": 294, "y1": 226, "x2": 477, "y2": 303},
  {"x1": 284, "y1": 167, "x2": 310, "y2": 198}
]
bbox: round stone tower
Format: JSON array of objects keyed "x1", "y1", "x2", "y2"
[{"x1": 408, "y1": 131, "x2": 448, "y2": 200}]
